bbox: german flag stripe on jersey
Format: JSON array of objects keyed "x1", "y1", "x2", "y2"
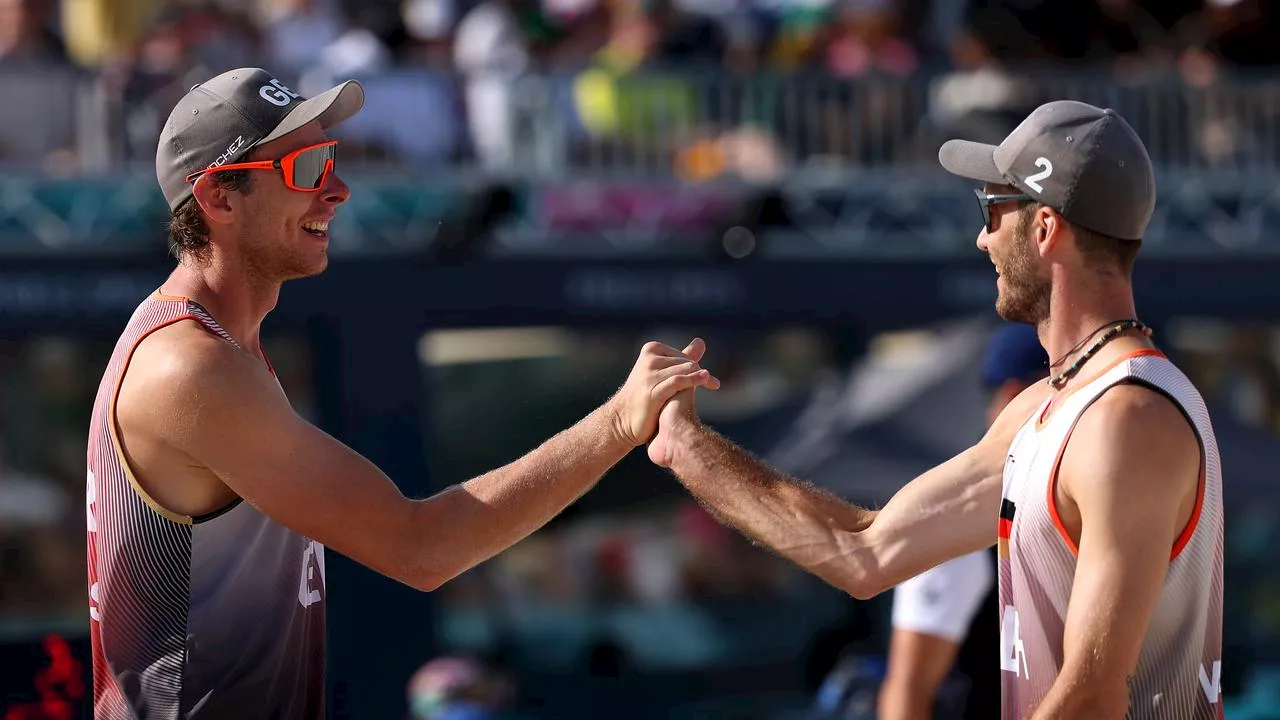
[{"x1": 998, "y1": 499, "x2": 1016, "y2": 559}]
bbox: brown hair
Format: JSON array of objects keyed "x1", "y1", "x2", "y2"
[
  {"x1": 1021, "y1": 203, "x2": 1141, "y2": 277},
  {"x1": 167, "y1": 170, "x2": 253, "y2": 261}
]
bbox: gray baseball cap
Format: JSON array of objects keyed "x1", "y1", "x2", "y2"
[
  {"x1": 938, "y1": 100, "x2": 1156, "y2": 241},
  {"x1": 156, "y1": 67, "x2": 365, "y2": 211}
]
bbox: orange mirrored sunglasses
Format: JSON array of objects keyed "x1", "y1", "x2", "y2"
[{"x1": 185, "y1": 141, "x2": 337, "y2": 192}]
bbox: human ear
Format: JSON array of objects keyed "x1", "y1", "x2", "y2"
[{"x1": 191, "y1": 175, "x2": 237, "y2": 226}]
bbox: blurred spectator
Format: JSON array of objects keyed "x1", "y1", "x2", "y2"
[
  {"x1": 0, "y1": 440, "x2": 78, "y2": 619},
  {"x1": 113, "y1": 4, "x2": 265, "y2": 162},
  {"x1": 1220, "y1": 323, "x2": 1280, "y2": 431},
  {"x1": 59, "y1": 0, "x2": 160, "y2": 68},
  {"x1": 402, "y1": 0, "x2": 459, "y2": 67},
  {"x1": 257, "y1": 0, "x2": 344, "y2": 83},
  {"x1": 454, "y1": 0, "x2": 530, "y2": 171},
  {"x1": 0, "y1": 0, "x2": 1274, "y2": 189},
  {"x1": 0, "y1": 0, "x2": 67, "y2": 64},
  {"x1": 0, "y1": 441, "x2": 67, "y2": 529},
  {"x1": 1188, "y1": 0, "x2": 1280, "y2": 69},
  {"x1": 569, "y1": 0, "x2": 787, "y2": 179},
  {"x1": 918, "y1": 18, "x2": 1038, "y2": 162},
  {"x1": 297, "y1": 0, "x2": 398, "y2": 93},
  {"x1": 180, "y1": 4, "x2": 263, "y2": 78},
  {"x1": 1089, "y1": 0, "x2": 1181, "y2": 78},
  {"x1": 571, "y1": 0, "x2": 703, "y2": 149},
  {"x1": 821, "y1": 0, "x2": 918, "y2": 78},
  {"x1": 406, "y1": 657, "x2": 529, "y2": 720},
  {"x1": 296, "y1": 0, "x2": 462, "y2": 165},
  {"x1": 0, "y1": 0, "x2": 81, "y2": 168},
  {"x1": 1, "y1": 0, "x2": 1280, "y2": 176}
]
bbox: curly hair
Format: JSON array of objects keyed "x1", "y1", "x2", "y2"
[{"x1": 167, "y1": 170, "x2": 254, "y2": 261}]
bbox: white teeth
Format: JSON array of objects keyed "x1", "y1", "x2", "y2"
[{"x1": 302, "y1": 220, "x2": 329, "y2": 233}]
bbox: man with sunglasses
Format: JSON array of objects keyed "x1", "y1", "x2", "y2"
[
  {"x1": 648, "y1": 100, "x2": 1224, "y2": 719},
  {"x1": 84, "y1": 67, "x2": 721, "y2": 719}
]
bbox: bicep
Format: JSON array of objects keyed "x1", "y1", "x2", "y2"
[
  {"x1": 1058, "y1": 514, "x2": 1172, "y2": 698},
  {"x1": 857, "y1": 381, "x2": 1045, "y2": 595},
  {"x1": 170, "y1": 350, "x2": 421, "y2": 585},
  {"x1": 1056, "y1": 388, "x2": 1198, "y2": 701},
  {"x1": 858, "y1": 446, "x2": 1003, "y2": 594}
]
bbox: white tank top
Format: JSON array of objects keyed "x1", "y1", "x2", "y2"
[{"x1": 997, "y1": 349, "x2": 1224, "y2": 719}]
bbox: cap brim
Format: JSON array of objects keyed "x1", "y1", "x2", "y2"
[
  {"x1": 257, "y1": 80, "x2": 365, "y2": 146},
  {"x1": 938, "y1": 139, "x2": 1004, "y2": 184}
]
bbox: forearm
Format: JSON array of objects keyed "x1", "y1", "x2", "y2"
[
  {"x1": 668, "y1": 423, "x2": 878, "y2": 597},
  {"x1": 409, "y1": 403, "x2": 631, "y2": 589}
]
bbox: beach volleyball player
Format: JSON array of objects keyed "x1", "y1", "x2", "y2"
[
  {"x1": 85, "y1": 68, "x2": 719, "y2": 718},
  {"x1": 650, "y1": 101, "x2": 1225, "y2": 719}
]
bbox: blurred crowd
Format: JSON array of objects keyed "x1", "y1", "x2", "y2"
[
  {"x1": 0, "y1": 335, "x2": 320, "y2": 630},
  {"x1": 0, "y1": 339, "x2": 95, "y2": 626},
  {"x1": 3, "y1": 0, "x2": 1280, "y2": 177}
]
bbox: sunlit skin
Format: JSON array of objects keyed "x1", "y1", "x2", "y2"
[
  {"x1": 162, "y1": 120, "x2": 349, "y2": 359},
  {"x1": 647, "y1": 172, "x2": 1203, "y2": 718},
  {"x1": 972, "y1": 181, "x2": 1148, "y2": 377},
  {"x1": 977, "y1": 182, "x2": 1050, "y2": 327}
]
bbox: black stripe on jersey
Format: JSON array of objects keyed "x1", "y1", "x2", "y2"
[
  {"x1": 1116, "y1": 378, "x2": 1202, "y2": 452},
  {"x1": 192, "y1": 497, "x2": 244, "y2": 524},
  {"x1": 1000, "y1": 498, "x2": 1017, "y2": 521}
]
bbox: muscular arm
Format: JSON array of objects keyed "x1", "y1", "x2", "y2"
[
  {"x1": 656, "y1": 381, "x2": 1048, "y2": 599},
  {"x1": 123, "y1": 325, "x2": 714, "y2": 592},
  {"x1": 1029, "y1": 385, "x2": 1201, "y2": 719}
]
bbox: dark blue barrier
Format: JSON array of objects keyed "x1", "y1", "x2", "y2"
[{"x1": 1, "y1": 253, "x2": 1277, "y2": 718}]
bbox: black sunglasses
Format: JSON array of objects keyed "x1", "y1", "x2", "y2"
[{"x1": 974, "y1": 188, "x2": 1033, "y2": 232}]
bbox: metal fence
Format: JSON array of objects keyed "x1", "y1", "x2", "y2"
[
  {"x1": 485, "y1": 69, "x2": 1280, "y2": 179},
  {"x1": 5, "y1": 66, "x2": 1280, "y2": 182}
]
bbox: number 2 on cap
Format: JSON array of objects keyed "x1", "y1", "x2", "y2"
[{"x1": 1025, "y1": 157, "x2": 1053, "y2": 193}]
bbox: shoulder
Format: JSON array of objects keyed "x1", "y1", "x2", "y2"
[
  {"x1": 1077, "y1": 382, "x2": 1197, "y2": 450},
  {"x1": 1063, "y1": 382, "x2": 1199, "y2": 498},
  {"x1": 122, "y1": 320, "x2": 280, "y2": 426},
  {"x1": 131, "y1": 320, "x2": 247, "y2": 380}
]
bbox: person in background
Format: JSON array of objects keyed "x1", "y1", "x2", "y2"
[
  {"x1": 878, "y1": 322, "x2": 1046, "y2": 719},
  {"x1": 406, "y1": 657, "x2": 529, "y2": 720}
]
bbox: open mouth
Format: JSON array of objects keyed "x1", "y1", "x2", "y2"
[{"x1": 302, "y1": 220, "x2": 329, "y2": 238}]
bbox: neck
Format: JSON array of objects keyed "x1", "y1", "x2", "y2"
[
  {"x1": 1038, "y1": 272, "x2": 1145, "y2": 378},
  {"x1": 160, "y1": 251, "x2": 280, "y2": 357}
]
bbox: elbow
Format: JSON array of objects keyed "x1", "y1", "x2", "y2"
[
  {"x1": 409, "y1": 572, "x2": 446, "y2": 593},
  {"x1": 395, "y1": 554, "x2": 445, "y2": 592},
  {"x1": 404, "y1": 557, "x2": 457, "y2": 593},
  {"x1": 826, "y1": 531, "x2": 886, "y2": 600},
  {"x1": 847, "y1": 582, "x2": 881, "y2": 602},
  {"x1": 401, "y1": 542, "x2": 477, "y2": 593},
  {"x1": 397, "y1": 509, "x2": 456, "y2": 592},
  {"x1": 402, "y1": 551, "x2": 467, "y2": 593},
  {"x1": 843, "y1": 572, "x2": 888, "y2": 601}
]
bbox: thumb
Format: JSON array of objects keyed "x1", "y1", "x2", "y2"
[{"x1": 682, "y1": 337, "x2": 707, "y2": 364}]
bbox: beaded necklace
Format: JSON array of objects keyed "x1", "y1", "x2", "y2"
[{"x1": 1047, "y1": 319, "x2": 1153, "y2": 390}]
